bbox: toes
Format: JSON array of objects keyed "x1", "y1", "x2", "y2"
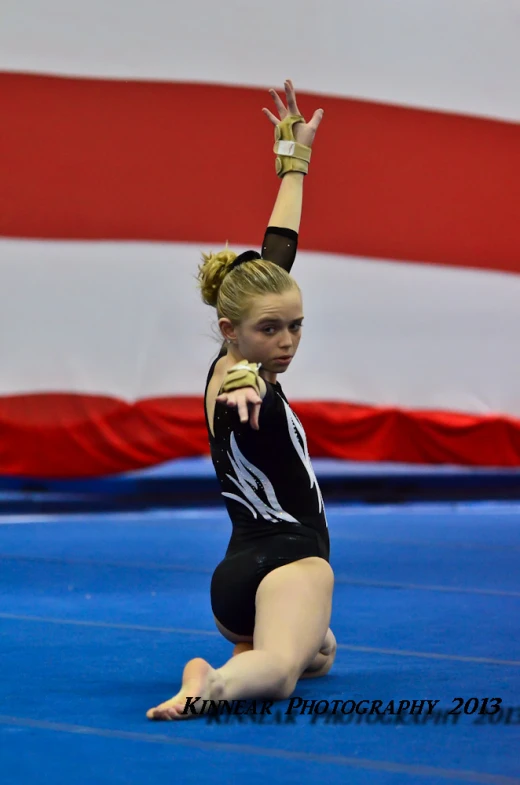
[
  {"x1": 147, "y1": 701, "x2": 185, "y2": 720},
  {"x1": 147, "y1": 707, "x2": 172, "y2": 721},
  {"x1": 156, "y1": 710, "x2": 174, "y2": 721}
]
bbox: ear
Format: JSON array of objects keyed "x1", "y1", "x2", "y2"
[{"x1": 218, "y1": 318, "x2": 237, "y2": 343}]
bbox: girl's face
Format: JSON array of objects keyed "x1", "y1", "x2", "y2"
[{"x1": 223, "y1": 289, "x2": 304, "y2": 373}]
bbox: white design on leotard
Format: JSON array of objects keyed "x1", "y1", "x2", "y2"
[
  {"x1": 221, "y1": 492, "x2": 258, "y2": 519},
  {"x1": 279, "y1": 395, "x2": 327, "y2": 523},
  {"x1": 224, "y1": 432, "x2": 298, "y2": 523}
]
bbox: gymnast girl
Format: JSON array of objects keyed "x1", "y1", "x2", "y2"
[{"x1": 147, "y1": 79, "x2": 336, "y2": 720}]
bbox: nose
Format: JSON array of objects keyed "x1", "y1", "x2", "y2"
[{"x1": 278, "y1": 330, "x2": 294, "y2": 350}]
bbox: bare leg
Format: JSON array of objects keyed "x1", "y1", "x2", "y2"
[
  {"x1": 147, "y1": 557, "x2": 334, "y2": 720},
  {"x1": 232, "y1": 627, "x2": 336, "y2": 678}
]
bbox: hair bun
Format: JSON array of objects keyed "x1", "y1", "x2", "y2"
[{"x1": 196, "y1": 243, "x2": 237, "y2": 307}]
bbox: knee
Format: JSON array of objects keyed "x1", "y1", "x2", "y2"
[
  {"x1": 320, "y1": 630, "x2": 337, "y2": 675},
  {"x1": 322, "y1": 561, "x2": 335, "y2": 591},
  {"x1": 319, "y1": 642, "x2": 337, "y2": 678},
  {"x1": 321, "y1": 629, "x2": 337, "y2": 657},
  {"x1": 309, "y1": 558, "x2": 335, "y2": 597}
]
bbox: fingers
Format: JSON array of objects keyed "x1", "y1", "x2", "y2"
[
  {"x1": 237, "y1": 397, "x2": 249, "y2": 424},
  {"x1": 238, "y1": 397, "x2": 261, "y2": 428},
  {"x1": 262, "y1": 107, "x2": 279, "y2": 126},
  {"x1": 284, "y1": 79, "x2": 300, "y2": 115},
  {"x1": 268, "y1": 87, "x2": 287, "y2": 118},
  {"x1": 309, "y1": 108, "x2": 325, "y2": 128},
  {"x1": 265, "y1": 81, "x2": 324, "y2": 133},
  {"x1": 216, "y1": 391, "x2": 262, "y2": 429},
  {"x1": 250, "y1": 401, "x2": 261, "y2": 430},
  {"x1": 240, "y1": 404, "x2": 261, "y2": 429},
  {"x1": 267, "y1": 80, "x2": 299, "y2": 117}
]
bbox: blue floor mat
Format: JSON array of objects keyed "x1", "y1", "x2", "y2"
[{"x1": 1, "y1": 502, "x2": 519, "y2": 785}]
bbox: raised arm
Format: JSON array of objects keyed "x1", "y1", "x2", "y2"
[
  {"x1": 260, "y1": 80, "x2": 324, "y2": 272},
  {"x1": 215, "y1": 81, "x2": 323, "y2": 361}
]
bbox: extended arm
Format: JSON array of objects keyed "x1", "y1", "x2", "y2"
[
  {"x1": 217, "y1": 81, "x2": 323, "y2": 358},
  {"x1": 260, "y1": 174, "x2": 302, "y2": 273},
  {"x1": 267, "y1": 172, "x2": 304, "y2": 234},
  {"x1": 260, "y1": 80, "x2": 324, "y2": 272}
]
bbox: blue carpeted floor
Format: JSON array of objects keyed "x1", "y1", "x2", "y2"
[{"x1": 1, "y1": 502, "x2": 519, "y2": 784}]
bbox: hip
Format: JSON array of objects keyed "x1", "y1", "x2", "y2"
[{"x1": 225, "y1": 522, "x2": 330, "y2": 564}]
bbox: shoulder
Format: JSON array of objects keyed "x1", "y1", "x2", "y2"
[{"x1": 207, "y1": 355, "x2": 230, "y2": 393}]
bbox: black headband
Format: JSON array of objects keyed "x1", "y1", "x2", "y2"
[{"x1": 229, "y1": 250, "x2": 262, "y2": 271}]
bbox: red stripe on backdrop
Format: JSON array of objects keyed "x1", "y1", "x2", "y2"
[
  {"x1": 1, "y1": 72, "x2": 519, "y2": 274},
  {"x1": 0, "y1": 394, "x2": 519, "y2": 477}
]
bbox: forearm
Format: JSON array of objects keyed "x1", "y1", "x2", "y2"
[{"x1": 267, "y1": 172, "x2": 304, "y2": 232}]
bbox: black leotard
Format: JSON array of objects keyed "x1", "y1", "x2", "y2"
[{"x1": 205, "y1": 226, "x2": 330, "y2": 637}]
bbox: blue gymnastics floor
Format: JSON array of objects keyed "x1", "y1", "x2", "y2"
[{"x1": 1, "y1": 501, "x2": 519, "y2": 784}]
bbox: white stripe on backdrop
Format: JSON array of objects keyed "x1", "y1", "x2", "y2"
[
  {"x1": 0, "y1": 0, "x2": 519, "y2": 122},
  {"x1": 1, "y1": 0, "x2": 519, "y2": 473},
  {"x1": 3, "y1": 238, "x2": 519, "y2": 416}
]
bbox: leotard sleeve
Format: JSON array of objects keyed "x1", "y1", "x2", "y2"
[{"x1": 261, "y1": 226, "x2": 298, "y2": 273}]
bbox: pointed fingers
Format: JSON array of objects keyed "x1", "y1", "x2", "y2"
[
  {"x1": 309, "y1": 108, "x2": 325, "y2": 130},
  {"x1": 262, "y1": 107, "x2": 279, "y2": 126},
  {"x1": 268, "y1": 87, "x2": 287, "y2": 117},
  {"x1": 250, "y1": 400, "x2": 261, "y2": 430},
  {"x1": 284, "y1": 79, "x2": 300, "y2": 115}
]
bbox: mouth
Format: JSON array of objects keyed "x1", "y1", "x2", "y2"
[{"x1": 274, "y1": 356, "x2": 293, "y2": 365}]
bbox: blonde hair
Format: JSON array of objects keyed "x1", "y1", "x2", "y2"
[{"x1": 196, "y1": 243, "x2": 299, "y2": 327}]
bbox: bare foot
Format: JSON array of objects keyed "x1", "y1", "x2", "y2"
[{"x1": 146, "y1": 658, "x2": 222, "y2": 721}]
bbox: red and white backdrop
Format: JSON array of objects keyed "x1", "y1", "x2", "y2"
[{"x1": 1, "y1": 0, "x2": 519, "y2": 477}]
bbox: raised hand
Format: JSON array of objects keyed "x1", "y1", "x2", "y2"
[
  {"x1": 216, "y1": 387, "x2": 263, "y2": 430},
  {"x1": 262, "y1": 79, "x2": 324, "y2": 148}
]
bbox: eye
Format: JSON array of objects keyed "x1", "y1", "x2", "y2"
[{"x1": 261, "y1": 322, "x2": 303, "y2": 335}]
